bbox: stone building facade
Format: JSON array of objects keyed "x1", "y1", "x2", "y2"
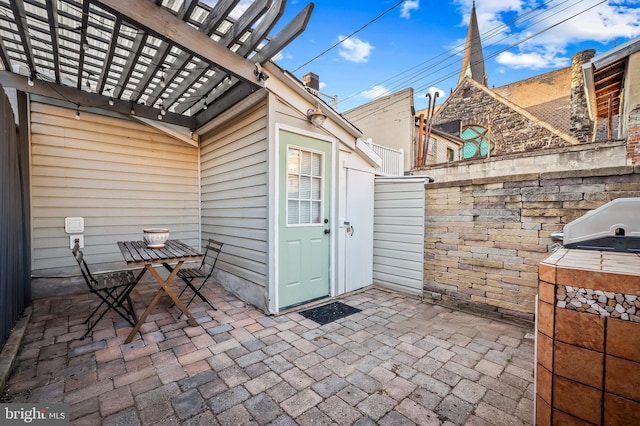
[
  {"x1": 431, "y1": 77, "x2": 578, "y2": 157},
  {"x1": 426, "y1": 49, "x2": 600, "y2": 163}
]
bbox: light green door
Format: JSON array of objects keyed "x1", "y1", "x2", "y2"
[{"x1": 278, "y1": 130, "x2": 331, "y2": 309}]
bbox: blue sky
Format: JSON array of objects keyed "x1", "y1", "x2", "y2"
[{"x1": 261, "y1": 0, "x2": 640, "y2": 112}]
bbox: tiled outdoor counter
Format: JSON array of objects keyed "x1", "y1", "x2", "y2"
[{"x1": 537, "y1": 248, "x2": 640, "y2": 425}]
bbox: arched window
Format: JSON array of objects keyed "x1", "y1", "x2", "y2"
[{"x1": 461, "y1": 125, "x2": 493, "y2": 159}]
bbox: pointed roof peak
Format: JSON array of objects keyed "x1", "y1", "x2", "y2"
[{"x1": 458, "y1": 0, "x2": 486, "y2": 86}]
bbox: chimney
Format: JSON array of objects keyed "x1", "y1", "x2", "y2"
[
  {"x1": 570, "y1": 49, "x2": 596, "y2": 143},
  {"x1": 302, "y1": 72, "x2": 320, "y2": 93}
]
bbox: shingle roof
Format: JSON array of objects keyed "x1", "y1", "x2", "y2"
[{"x1": 525, "y1": 95, "x2": 571, "y2": 135}]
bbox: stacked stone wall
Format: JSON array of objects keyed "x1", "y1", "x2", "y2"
[{"x1": 423, "y1": 166, "x2": 640, "y2": 325}]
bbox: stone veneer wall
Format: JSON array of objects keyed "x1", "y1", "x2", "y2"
[
  {"x1": 423, "y1": 165, "x2": 640, "y2": 324},
  {"x1": 537, "y1": 248, "x2": 640, "y2": 424}
]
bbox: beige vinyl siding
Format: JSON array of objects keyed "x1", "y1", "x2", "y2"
[
  {"x1": 200, "y1": 101, "x2": 269, "y2": 287},
  {"x1": 373, "y1": 178, "x2": 426, "y2": 296},
  {"x1": 30, "y1": 102, "x2": 200, "y2": 271}
]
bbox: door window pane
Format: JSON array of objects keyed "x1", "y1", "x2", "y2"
[
  {"x1": 312, "y1": 201, "x2": 321, "y2": 223},
  {"x1": 301, "y1": 150, "x2": 311, "y2": 174},
  {"x1": 288, "y1": 200, "x2": 299, "y2": 224},
  {"x1": 287, "y1": 175, "x2": 299, "y2": 198},
  {"x1": 287, "y1": 146, "x2": 323, "y2": 225},
  {"x1": 311, "y1": 152, "x2": 321, "y2": 176},
  {"x1": 300, "y1": 176, "x2": 311, "y2": 199},
  {"x1": 287, "y1": 148, "x2": 299, "y2": 173}
]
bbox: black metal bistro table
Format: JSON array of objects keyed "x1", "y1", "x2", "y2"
[{"x1": 118, "y1": 239, "x2": 203, "y2": 344}]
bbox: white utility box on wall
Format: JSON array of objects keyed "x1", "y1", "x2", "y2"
[{"x1": 65, "y1": 217, "x2": 84, "y2": 248}]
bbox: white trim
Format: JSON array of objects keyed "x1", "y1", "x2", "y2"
[
  {"x1": 197, "y1": 136, "x2": 202, "y2": 251},
  {"x1": 375, "y1": 176, "x2": 431, "y2": 183},
  {"x1": 343, "y1": 160, "x2": 375, "y2": 174},
  {"x1": 135, "y1": 117, "x2": 197, "y2": 147},
  {"x1": 267, "y1": 96, "x2": 278, "y2": 314},
  {"x1": 28, "y1": 93, "x2": 34, "y2": 272}
]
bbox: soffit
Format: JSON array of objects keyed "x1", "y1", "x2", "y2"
[{"x1": 591, "y1": 58, "x2": 624, "y2": 118}]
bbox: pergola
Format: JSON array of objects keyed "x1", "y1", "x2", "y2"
[{"x1": 0, "y1": 0, "x2": 312, "y2": 130}]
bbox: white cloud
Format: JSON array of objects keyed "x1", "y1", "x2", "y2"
[
  {"x1": 361, "y1": 85, "x2": 391, "y2": 99},
  {"x1": 272, "y1": 51, "x2": 293, "y2": 62},
  {"x1": 319, "y1": 82, "x2": 327, "y2": 90},
  {"x1": 456, "y1": 0, "x2": 640, "y2": 71},
  {"x1": 427, "y1": 87, "x2": 446, "y2": 98},
  {"x1": 401, "y1": 1, "x2": 420, "y2": 19},
  {"x1": 496, "y1": 50, "x2": 569, "y2": 69},
  {"x1": 516, "y1": 1, "x2": 640, "y2": 48},
  {"x1": 338, "y1": 36, "x2": 374, "y2": 63}
]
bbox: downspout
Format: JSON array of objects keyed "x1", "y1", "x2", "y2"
[
  {"x1": 417, "y1": 113, "x2": 424, "y2": 167},
  {"x1": 422, "y1": 91, "x2": 438, "y2": 166}
]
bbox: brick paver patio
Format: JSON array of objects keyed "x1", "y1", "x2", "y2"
[{"x1": 1, "y1": 278, "x2": 535, "y2": 425}]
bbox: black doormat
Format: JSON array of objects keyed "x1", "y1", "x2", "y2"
[{"x1": 299, "y1": 301, "x2": 361, "y2": 325}]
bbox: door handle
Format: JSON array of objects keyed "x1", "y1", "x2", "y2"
[
  {"x1": 324, "y1": 228, "x2": 330, "y2": 234},
  {"x1": 350, "y1": 225, "x2": 355, "y2": 236}
]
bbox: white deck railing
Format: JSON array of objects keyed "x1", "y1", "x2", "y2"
[{"x1": 368, "y1": 141, "x2": 404, "y2": 176}]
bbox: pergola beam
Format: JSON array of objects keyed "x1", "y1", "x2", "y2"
[
  {"x1": 94, "y1": 0, "x2": 263, "y2": 89},
  {"x1": 129, "y1": 0, "x2": 198, "y2": 104},
  {"x1": 192, "y1": 81, "x2": 258, "y2": 128},
  {"x1": 9, "y1": 0, "x2": 36, "y2": 73},
  {"x1": 0, "y1": 70, "x2": 195, "y2": 128},
  {"x1": 170, "y1": 0, "x2": 273, "y2": 114},
  {"x1": 251, "y1": 2, "x2": 313, "y2": 64},
  {"x1": 44, "y1": 0, "x2": 62, "y2": 84},
  {"x1": 139, "y1": 0, "x2": 242, "y2": 109}
]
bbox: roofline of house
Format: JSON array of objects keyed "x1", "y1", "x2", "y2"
[
  {"x1": 430, "y1": 127, "x2": 465, "y2": 146},
  {"x1": 590, "y1": 36, "x2": 640, "y2": 71},
  {"x1": 263, "y1": 61, "x2": 363, "y2": 139},
  {"x1": 342, "y1": 87, "x2": 414, "y2": 116},
  {"x1": 582, "y1": 36, "x2": 640, "y2": 121}
]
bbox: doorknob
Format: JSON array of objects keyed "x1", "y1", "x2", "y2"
[{"x1": 324, "y1": 228, "x2": 330, "y2": 234}]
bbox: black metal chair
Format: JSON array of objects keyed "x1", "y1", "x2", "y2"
[
  {"x1": 173, "y1": 239, "x2": 223, "y2": 313},
  {"x1": 72, "y1": 241, "x2": 140, "y2": 337}
]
